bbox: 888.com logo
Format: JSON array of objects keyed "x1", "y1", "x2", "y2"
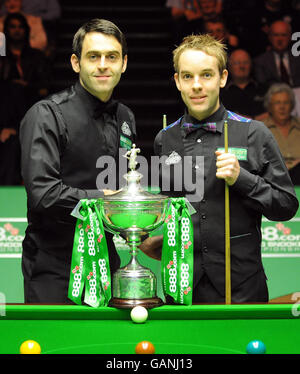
[
  {"x1": 0, "y1": 222, "x2": 24, "y2": 254},
  {"x1": 261, "y1": 221, "x2": 300, "y2": 254},
  {"x1": 262, "y1": 223, "x2": 291, "y2": 241}
]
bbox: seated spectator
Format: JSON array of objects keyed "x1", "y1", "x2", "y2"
[
  {"x1": 17, "y1": 0, "x2": 61, "y2": 21},
  {"x1": 231, "y1": 0, "x2": 295, "y2": 57},
  {"x1": 166, "y1": 0, "x2": 222, "y2": 46},
  {"x1": 221, "y1": 0, "x2": 257, "y2": 47},
  {"x1": 254, "y1": 20, "x2": 300, "y2": 91},
  {"x1": 166, "y1": 0, "x2": 187, "y2": 46},
  {"x1": 0, "y1": 80, "x2": 26, "y2": 185},
  {"x1": 221, "y1": 49, "x2": 265, "y2": 118},
  {"x1": 184, "y1": 0, "x2": 221, "y2": 34},
  {"x1": 263, "y1": 83, "x2": 300, "y2": 185},
  {"x1": 256, "y1": 0, "x2": 294, "y2": 36},
  {"x1": 19, "y1": 0, "x2": 61, "y2": 59},
  {"x1": 0, "y1": 0, "x2": 48, "y2": 52},
  {"x1": 204, "y1": 18, "x2": 239, "y2": 54},
  {"x1": 0, "y1": 13, "x2": 50, "y2": 110}
]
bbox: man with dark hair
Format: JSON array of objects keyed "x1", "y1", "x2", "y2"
[
  {"x1": 72, "y1": 18, "x2": 127, "y2": 60},
  {"x1": 19, "y1": 19, "x2": 136, "y2": 303},
  {"x1": 254, "y1": 20, "x2": 300, "y2": 89}
]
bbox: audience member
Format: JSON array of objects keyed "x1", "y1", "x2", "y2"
[
  {"x1": 256, "y1": 0, "x2": 294, "y2": 34},
  {"x1": 290, "y1": 0, "x2": 300, "y2": 34},
  {"x1": 166, "y1": 0, "x2": 187, "y2": 46},
  {"x1": 263, "y1": 83, "x2": 300, "y2": 185},
  {"x1": 166, "y1": 0, "x2": 223, "y2": 43},
  {"x1": 0, "y1": 13, "x2": 50, "y2": 110},
  {"x1": 221, "y1": 0, "x2": 257, "y2": 52},
  {"x1": 20, "y1": 0, "x2": 61, "y2": 59},
  {"x1": 184, "y1": 0, "x2": 221, "y2": 35},
  {"x1": 17, "y1": 0, "x2": 61, "y2": 21},
  {"x1": 221, "y1": 49, "x2": 265, "y2": 118},
  {"x1": 254, "y1": 20, "x2": 300, "y2": 90},
  {"x1": 226, "y1": 0, "x2": 294, "y2": 57},
  {"x1": 204, "y1": 18, "x2": 239, "y2": 54},
  {"x1": 0, "y1": 0, "x2": 48, "y2": 52},
  {"x1": 0, "y1": 80, "x2": 26, "y2": 185}
]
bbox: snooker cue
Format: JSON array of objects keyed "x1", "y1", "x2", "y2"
[
  {"x1": 163, "y1": 114, "x2": 167, "y2": 129},
  {"x1": 224, "y1": 120, "x2": 231, "y2": 304}
]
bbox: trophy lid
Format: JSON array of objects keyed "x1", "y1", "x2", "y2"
[{"x1": 102, "y1": 144, "x2": 168, "y2": 202}]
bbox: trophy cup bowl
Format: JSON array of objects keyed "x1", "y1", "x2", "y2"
[{"x1": 97, "y1": 145, "x2": 168, "y2": 309}]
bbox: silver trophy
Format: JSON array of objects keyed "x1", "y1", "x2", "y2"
[{"x1": 97, "y1": 145, "x2": 168, "y2": 308}]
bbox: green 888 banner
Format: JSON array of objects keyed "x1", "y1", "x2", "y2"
[{"x1": 261, "y1": 218, "x2": 300, "y2": 258}]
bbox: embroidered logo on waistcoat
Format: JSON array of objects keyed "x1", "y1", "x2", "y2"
[
  {"x1": 121, "y1": 121, "x2": 132, "y2": 136},
  {"x1": 165, "y1": 151, "x2": 182, "y2": 165}
]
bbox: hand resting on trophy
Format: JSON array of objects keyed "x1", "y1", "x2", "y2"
[
  {"x1": 139, "y1": 235, "x2": 163, "y2": 261},
  {"x1": 103, "y1": 189, "x2": 122, "y2": 195}
]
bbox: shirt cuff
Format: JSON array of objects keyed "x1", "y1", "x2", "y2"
[
  {"x1": 231, "y1": 167, "x2": 258, "y2": 196},
  {"x1": 85, "y1": 189, "x2": 105, "y2": 199}
]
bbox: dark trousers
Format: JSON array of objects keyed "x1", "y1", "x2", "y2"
[
  {"x1": 166, "y1": 271, "x2": 268, "y2": 304},
  {"x1": 22, "y1": 238, "x2": 120, "y2": 304},
  {"x1": 22, "y1": 250, "x2": 74, "y2": 304}
]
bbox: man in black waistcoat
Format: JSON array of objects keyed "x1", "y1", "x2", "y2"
[
  {"x1": 141, "y1": 34, "x2": 298, "y2": 303},
  {"x1": 19, "y1": 19, "x2": 136, "y2": 303}
]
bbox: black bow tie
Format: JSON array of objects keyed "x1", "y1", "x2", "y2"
[{"x1": 93, "y1": 100, "x2": 118, "y2": 118}]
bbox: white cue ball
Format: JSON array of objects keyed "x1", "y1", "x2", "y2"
[{"x1": 130, "y1": 306, "x2": 148, "y2": 323}]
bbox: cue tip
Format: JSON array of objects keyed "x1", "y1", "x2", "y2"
[{"x1": 163, "y1": 114, "x2": 167, "y2": 129}]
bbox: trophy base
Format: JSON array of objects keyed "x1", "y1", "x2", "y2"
[{"x1": 109, "y1": 297, "x2": 164, "y2": 309}]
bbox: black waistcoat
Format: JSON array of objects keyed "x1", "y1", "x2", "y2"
[
  {"x1": 24, "y1": 85, "x2": 135, "y2": 272},
  {"x1": 50, "y1": 86, "x2": 135, "y2": 190}
]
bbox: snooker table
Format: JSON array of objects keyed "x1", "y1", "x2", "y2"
[{"x1": 1, "y1": 303, "x2": 300, "y2": 354}]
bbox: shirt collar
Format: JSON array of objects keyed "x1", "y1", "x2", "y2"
[
  {"x1": 273, "y1": 50, "x2": 288, "y2": 58},
  {"x1": 182, "y1": 104, "x2": 226, "y2": 135},
  {"x1": 75, "y1": 80, "x2": 118, "y2": 118}
]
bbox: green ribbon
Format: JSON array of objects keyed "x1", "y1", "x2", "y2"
[
  {"x1": 68, "y1": 199, "x2": 111, "y2": 307},
  {"x1": 161, "y1": 198, "x2": 194, "y2": 305}
]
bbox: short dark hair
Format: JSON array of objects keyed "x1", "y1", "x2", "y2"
[{"x1": 72, "y1": 18, "x2": 128, "y2": 60}]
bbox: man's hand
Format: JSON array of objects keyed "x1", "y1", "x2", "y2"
[
  {"x1": 12, "y1": 78, "x2": 28, "y2": 87},
  {"x1": 103, "y1": 189, "x2": 122, "y2": 195},
  {"x1": 0, "y1": 128, "x2": 16, "y2": 143},
  {"x1": 286, "y1": 158, "x2": 300, "y2": 170},
  {"x1": 215, "y1": 150, "x2": 240, "y2": 185},
  {"x1": 139, "y1": 235, "x2": 163, "y2": 260}
]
